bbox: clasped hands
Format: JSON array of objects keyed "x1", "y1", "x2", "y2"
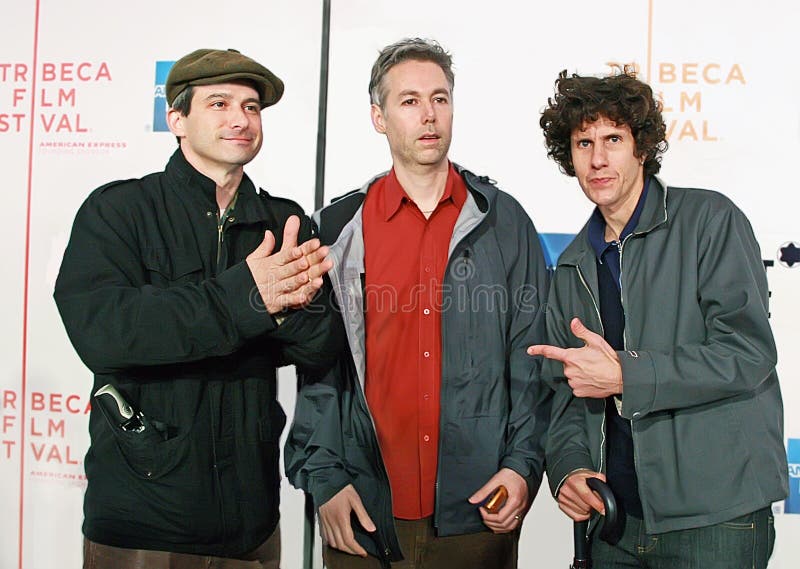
[{"x1": 246, "y1": 215, "x2": 332, "y2": 315}]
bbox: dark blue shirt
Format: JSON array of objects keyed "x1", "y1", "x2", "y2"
[{"x1": 586, "y1": 177, "x2": 650, "y2": 518}]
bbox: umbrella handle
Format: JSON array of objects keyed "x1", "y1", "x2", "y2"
[
  {"x1": 586, "y1": 477, "x2": 621, "y2": 545},
  {"x1": 571, "y1": 477, "x2": 622, "y2": 568}
]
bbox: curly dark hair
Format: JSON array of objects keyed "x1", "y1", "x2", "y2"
[{"x1": 540, "y1": 69, "x2": 668, "y2": 178}]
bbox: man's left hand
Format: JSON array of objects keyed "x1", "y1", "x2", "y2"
[
  {"x1": 527, "y1": 317, "x2": 623, "y2": 398},
  {"x1": 468, "y1": 468, "x2": 528, "y2": 533}
]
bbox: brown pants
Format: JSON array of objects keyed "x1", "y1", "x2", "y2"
[
  {"x1": 83, "y1": 526, "x2": 281, "y2": 569},
  {"x1": 323, "y1": 517, "x2": 518, "y2": 569}
]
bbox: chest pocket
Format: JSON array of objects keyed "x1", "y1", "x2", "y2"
[{"x1": 142, "y1": 247, "x2": 204, "y2": 288}]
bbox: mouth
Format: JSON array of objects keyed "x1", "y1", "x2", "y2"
[
  {"x1": 418, "y1": 133, "x2": 440, "y2": 144},
  {"x1": 588, "y1": 176, "x2": 615, "y2": 186}
]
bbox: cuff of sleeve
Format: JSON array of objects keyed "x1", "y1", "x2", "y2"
[
  {"x1": 308, "y1": 468, "x2": 353, "y2": 509},
  {"x1": 617, "y1": 349, "x2": 656, "y2": 420},
  {"x1": 547, "y1": 449, "x2": 593, "y2": 497},
  {"x1": 216, "y1": 261, "x2": 278, "y2": 338}
]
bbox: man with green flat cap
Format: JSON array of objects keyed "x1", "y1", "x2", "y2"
[{"x1": 55, "y1": 47, "x2": 342, "y2": 569}]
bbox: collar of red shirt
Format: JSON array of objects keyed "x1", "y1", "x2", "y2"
[{"x1": 382, "y1": 162, "x2": 467, "y2": 221}]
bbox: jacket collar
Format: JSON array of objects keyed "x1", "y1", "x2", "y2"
[
  {"x1": 165, "y1": 148, "x2": 266, "y2": 223},
  {"x1": 558, "y1": 176, "x2": 669, "y2": 268},
  {"x1": 336, "y1": 162, "x2": 494, "y2": 210}
]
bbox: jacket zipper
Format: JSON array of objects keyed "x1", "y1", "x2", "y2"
[
  {"x1": 216, "y1": 212, "x2": 225, "y2": 267},
  {"x1": 575, "y1": 264, "x2": 607, "y2": 538},
  {"x1": 434, "y1": 245, "x2": 474, "y2": 530},
  {"x1": 347, "y1": 276, "x2": 397, "y2": 558},
  {"x1": 617, "y1": 234, "x2": 645, "y2": 521}
]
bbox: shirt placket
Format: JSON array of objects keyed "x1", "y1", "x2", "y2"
[{"x1": 418, "y1": 220, "x2": 438, "y2": 510}]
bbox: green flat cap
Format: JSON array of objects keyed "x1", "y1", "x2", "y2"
[{"x1": 166, "y1": 48, "x2": 284, "y2": 108}]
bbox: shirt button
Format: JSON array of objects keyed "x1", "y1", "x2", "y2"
[
  {"x1": 206, "y1": 211, "x2": 213, "y2": 217},
  {"x1": 423, "y1": 351, "x2": 430, "y2": 358},
  {"x1": 423, "y1": 308, "x2": 430, "y2": 315},
  {"x1": 423, "y1": 393, "x2": 430, "y2": 400},
  {"x1": 424, "y1": 266, "x2": 431, "y2": 273},
  {"x1": 423, "y1": 435, "x2": 430, "y2": 442}
]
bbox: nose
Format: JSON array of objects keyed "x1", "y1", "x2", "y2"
[
  {"x1": 228, "y1": 106, "x2": 250, "y2": 130},
  {"x1": 590, "y1": 143, "x2": 607, "y2": 169},
  {"x1": 422, "y1": 101, "x2": 436, "y2": 124}
]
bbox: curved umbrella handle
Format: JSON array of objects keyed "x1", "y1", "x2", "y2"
[
  {"x1": 571, "y1": 477, "x2": 622, "y2": 568},
  {"x1": 586, "y1": 477, "x2": 621, "y2": 545}
]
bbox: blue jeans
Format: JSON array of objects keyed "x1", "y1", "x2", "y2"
[{"x1": 590, "y1": 507, "x2": 774, "y2": 568}]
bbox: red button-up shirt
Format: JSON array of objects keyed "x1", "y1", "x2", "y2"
[{"x1": 362, "y1": 164, "x2": 466, "y2": 519}]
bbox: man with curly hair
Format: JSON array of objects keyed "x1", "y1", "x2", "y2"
[{"x1": 529, "y1": 70, "x2": 787, "y2": 568}]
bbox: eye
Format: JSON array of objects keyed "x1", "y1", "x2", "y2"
[
  {"x1": 433, "y1": 96, "x2": 449, "y2": 104},
  {"x1": 210, "y1": 100, "x2": 225, "y2": 109},
  {"x1": 608, "y1": 135, "x2": 622, "y2": 143},
  {"x1": 244, "y1": 104, "x2": 260, "y2": 113},
  {"x1": 401, "y1": 98, "x2": 417, "y2": 106},
  {"x1": 576, "y1": 140, "x2": 591, "y2": 148}
]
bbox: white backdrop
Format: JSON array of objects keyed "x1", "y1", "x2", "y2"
[{"x1": 2, "y1": 1, "x2": 798, "y2": 568}]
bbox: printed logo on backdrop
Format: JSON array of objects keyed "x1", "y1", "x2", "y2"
[
  {"x1": 0, "y1": 60, "x2": 128, "y2": 154},
  {"x1": 785, "y1": 438, "x2": 800, "y2": 514},
  {"x1": 153, "y1": 60, "x2": 175, "y2": 132},
  {"x1": 778, "y1": 242, "x2": 800, "y2": 268},
  {"x1": 605, "y1": 60, "x2": 746, "y2": 142},
  {"x1": 2, "y1": 389, "x2": 89, "y2": 488}
]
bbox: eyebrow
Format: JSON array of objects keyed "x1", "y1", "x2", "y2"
[
  {"x1": 203, "y1": 92, "x2": 261, "y2": 105},
  {"x1": 396, "y1": 87, "x2": 450, "y2": 98}
]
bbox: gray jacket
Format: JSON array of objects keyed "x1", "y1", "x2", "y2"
[
  {"x1": 285, "y1": 166, "x2": 550, "y2": 563},
  {"x1": 545, "y1": 177, "x2": 788, "y2": 534}
]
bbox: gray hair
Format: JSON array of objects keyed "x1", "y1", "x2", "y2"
[{"x1": 368, "y1": 38, "x2": 454, "y2": 108}]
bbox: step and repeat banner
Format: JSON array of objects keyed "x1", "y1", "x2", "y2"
[{"x1": 2, "y1": 1, "x2": 798, "y2": 567}]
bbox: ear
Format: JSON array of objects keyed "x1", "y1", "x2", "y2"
[
  {"x1": 370, "y1": 103, "x2": 386, "y2": 134},
  {"x1": 167, "y1": 108, "x2": 185, "y2": 138}
]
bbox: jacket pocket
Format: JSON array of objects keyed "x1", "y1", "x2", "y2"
[
  {"x1": 142, "y1": 247, "x2": 203, "y2": 288},
  {"x1": 97, "y1": 401, "x2": 188, "y2": 480}
]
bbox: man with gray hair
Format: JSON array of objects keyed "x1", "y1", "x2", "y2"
[
  {"x1": 55, "y1": 48, "x2": 342, "y2": 568},
  {"x1": 286, "y1": 38, "x2": 550, "y2": 568}
]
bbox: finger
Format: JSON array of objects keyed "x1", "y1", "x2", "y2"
[
  {"x1": 527, "y1": 344, "x2": 570, "y2": 362},
  {"x1": 351, "y1": 494, "x2": 377, "y2": 533},
  {"x1": 275, "y1": 279, "x2": 324, "y2": 311},
  {"x1": 267, "y1": 254, "x2": 310, "y2": 286},
  {"x1": 280, "y1": 215, "x2": 301, "y2": 253},
  {"x1": 303, "y1": 245, "x2": 330, "y2": 270},
  {"x1": 249, "y1": 230, "x2": 276, "y2": 259},
  {"x1": 297, "y1": 237, "x2": 323, "y2": 258},
  {"x1": 569, "y1": 478, "x2": 606, "y2": 514},
  {"x1": 339, "y1": 522, "x2": 367, "y2": 557},
  {"x1": 559, "y1": 502, "x2": 591, "y2": 522},
  {"x1": 570, "y1": 317, "x2": 605, "y2": 348},
  {"x1": 468, "y1": 480, "x2": 495, "y2": 505},
  {"x1": 320, "y1": 519, "x2": 334, "y2": 548},
  {"x1": 308, "y1": 257, "x2": 333, "y2": 281}
]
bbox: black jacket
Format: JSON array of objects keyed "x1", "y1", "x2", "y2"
[{"x1": 54, "y1": 149, "x2": 342, "y2": 556}]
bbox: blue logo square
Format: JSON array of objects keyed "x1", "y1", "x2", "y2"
[
  {"x1": 786, "y1": 438, "x2": 800, "y2": 514},
  {"x1": 153, "y1": 61, "x2": 175, "y2": 132}
]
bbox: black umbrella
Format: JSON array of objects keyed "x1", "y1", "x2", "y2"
[{"x1": 571, "y1": 478, "x2": 621, "y2": 569}]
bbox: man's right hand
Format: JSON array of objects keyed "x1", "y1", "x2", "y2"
[
  {"x1": 246, "y1": 215, "x2": 333, "y2": 314},
  {"x1": 319, "y1": 484, "x2": 376, "y2": 557},
  {"x1": 557, "y1": 470, "x2": 607, "y2": 522}
]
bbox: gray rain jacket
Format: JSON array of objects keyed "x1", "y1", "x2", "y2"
[
  {"x1": 285, "y1": 166, "x2": 551, "y2": 564},
  {"x1": 545, "y1": 178, "x2": 788, "y2": 534}
]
